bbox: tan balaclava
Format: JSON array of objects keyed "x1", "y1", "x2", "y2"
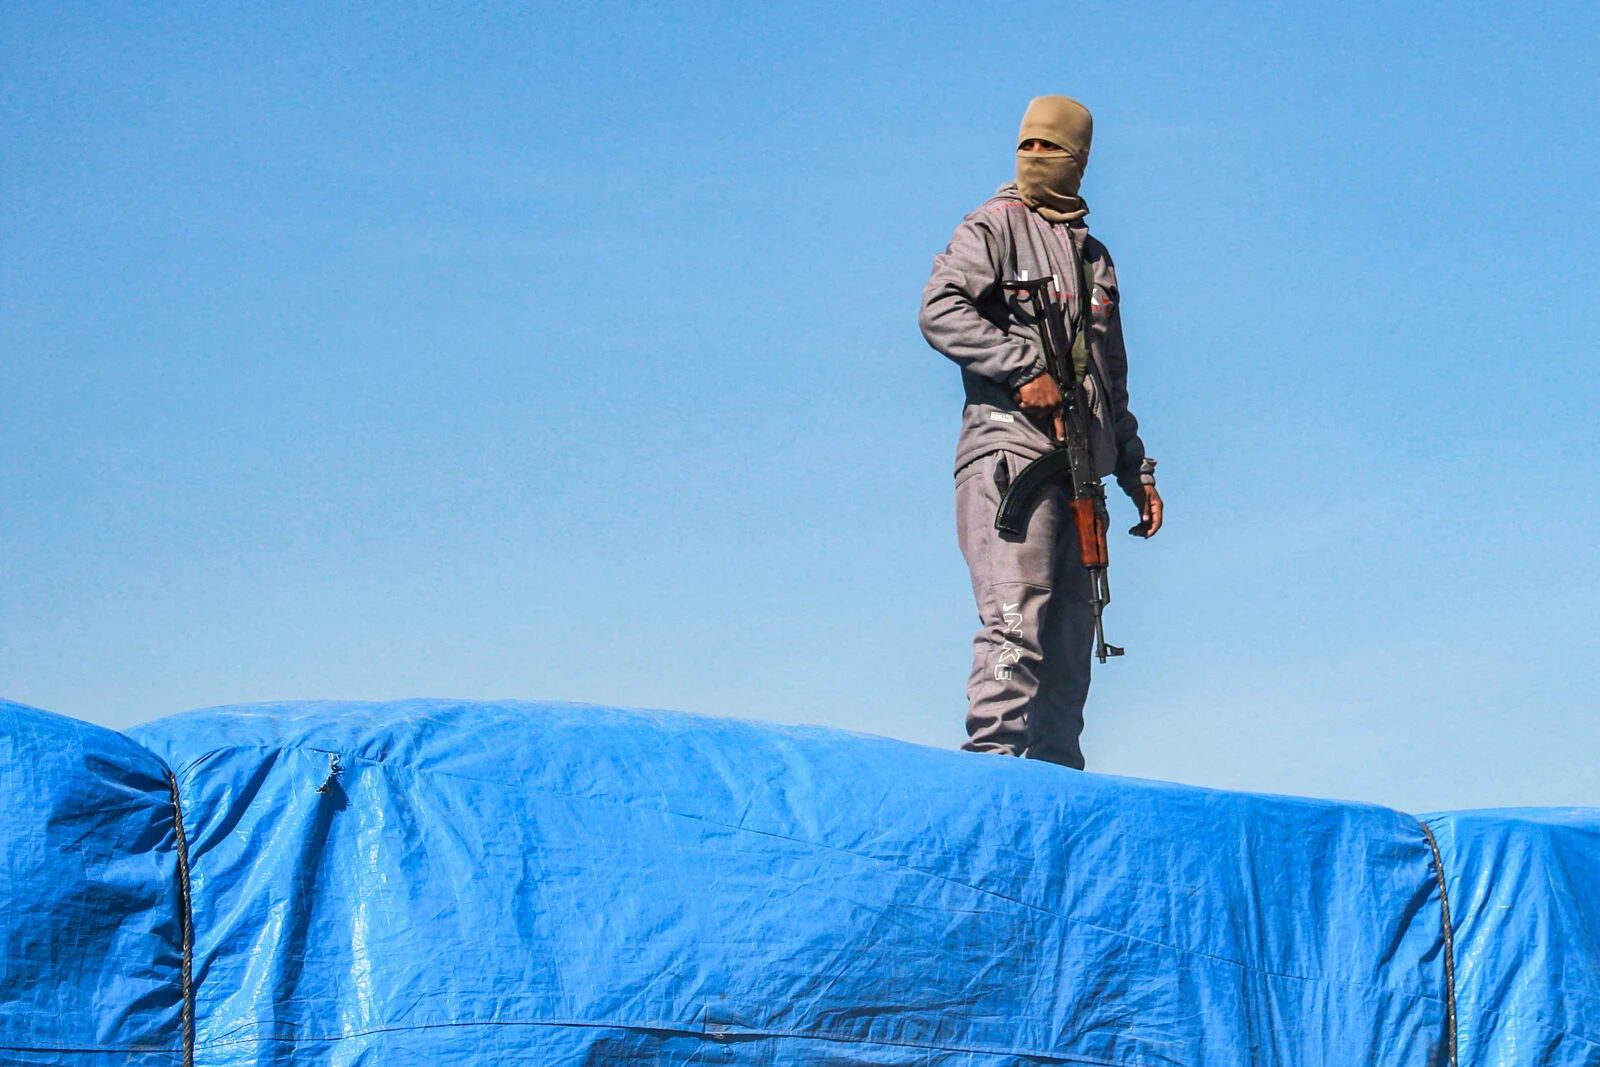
[{"x1": 1016, "y1": 95, "x2": 1093, "y2": 222}]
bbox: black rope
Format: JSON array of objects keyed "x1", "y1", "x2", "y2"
[
  {"x1": 166, "y1": 770, "x2": 196, "y2": 1067},
  {"x1": 1419, "y1": 820, "x2": 1458, "y2": 1067}
]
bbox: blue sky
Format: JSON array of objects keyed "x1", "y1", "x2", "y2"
[{"x1": 3, "y1": 2, "x2": 1596, "y2": 812}]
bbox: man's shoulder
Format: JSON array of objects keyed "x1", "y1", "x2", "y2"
[
  {"x1": 970, "y1": 182, "x2": 1027, "y2": 220},
  {"x1": 951, "y1": 184, "x2": 1028, "y2": 241}
]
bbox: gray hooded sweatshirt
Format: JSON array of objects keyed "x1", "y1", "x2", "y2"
[{"x1": 920, "y1": 182, "x2": 1155, "y2": 495}]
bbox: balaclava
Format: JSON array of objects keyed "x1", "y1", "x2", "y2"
[{"x1": 1015, "y1": 95, "x2": 1093, "y2": 223}]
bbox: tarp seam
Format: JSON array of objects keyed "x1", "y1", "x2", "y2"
[
  {"x1": 183, "y1": 1017, "x2": 1129, "y2": 1064},
  {"x1": 0, "y1": 1044, "x2": 183, "y2": 1053},
  {"x1": 1418, "y1": 819, "x2": 1458, "y2": 1067},
  {"x1": 164, "y1": 769, "x2": 196, "y2": 1067}
]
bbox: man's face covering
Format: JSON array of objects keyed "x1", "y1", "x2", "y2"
[{"x1": 1015, "y1": 95, "x2": 1093, "y2": 223}]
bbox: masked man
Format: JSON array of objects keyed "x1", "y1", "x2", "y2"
[{"x1": 919, "y1": 95, "x2": 1163, "y2": 769}]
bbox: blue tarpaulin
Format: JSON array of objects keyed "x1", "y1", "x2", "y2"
[
  {"x1": 1, "y1": 696, "x2": 1595, "y2": 1065},
  {"x1": 1423, "y1": 809, "x2": 1600, "y2": 1065}
]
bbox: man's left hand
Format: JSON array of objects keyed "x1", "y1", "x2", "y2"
[{"x1": 1128, "y1": 485, "x2": 1163, "y2": 538}]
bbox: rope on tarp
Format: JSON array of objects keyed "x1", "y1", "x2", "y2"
[
  {"x1": 1419, "y1": 819, "x2": 1458, "y2": 1067},
  {"x1": 166, "y1": 770, "x2": 196, "y2": 1067}
]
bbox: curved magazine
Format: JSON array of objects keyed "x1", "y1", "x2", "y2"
[{"x1": 993, "y1": 448, "x2": 1075, "y2": 537}]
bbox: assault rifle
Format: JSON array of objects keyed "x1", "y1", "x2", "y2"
[{"x1": 995, "y1": 265, "x2": 1124, "y2": 663}]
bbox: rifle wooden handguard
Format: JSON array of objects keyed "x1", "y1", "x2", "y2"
[{"x1": 1070, "y1": 497, "x2": 1109, "y2": 567}]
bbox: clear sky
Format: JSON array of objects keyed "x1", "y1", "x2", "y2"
[{"x1": 3, "y1": 3, "x2": 1597, "y2": 812}]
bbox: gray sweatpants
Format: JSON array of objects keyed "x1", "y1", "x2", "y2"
[{"x1": 955, "y1": 451, "x2": 1095, "y2": 769}]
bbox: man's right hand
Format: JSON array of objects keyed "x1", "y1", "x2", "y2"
[{"x1": 1015, "y1": 374, "x2": 1065, "y2": 442}]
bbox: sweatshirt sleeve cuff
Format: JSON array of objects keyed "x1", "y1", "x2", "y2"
[
  {"x1": 1116, "y1": 457, "x2": 1157, "y2": 496},
  {"x1": 1009, "y1": 362, "x2": 1047, "y2": 390}
]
